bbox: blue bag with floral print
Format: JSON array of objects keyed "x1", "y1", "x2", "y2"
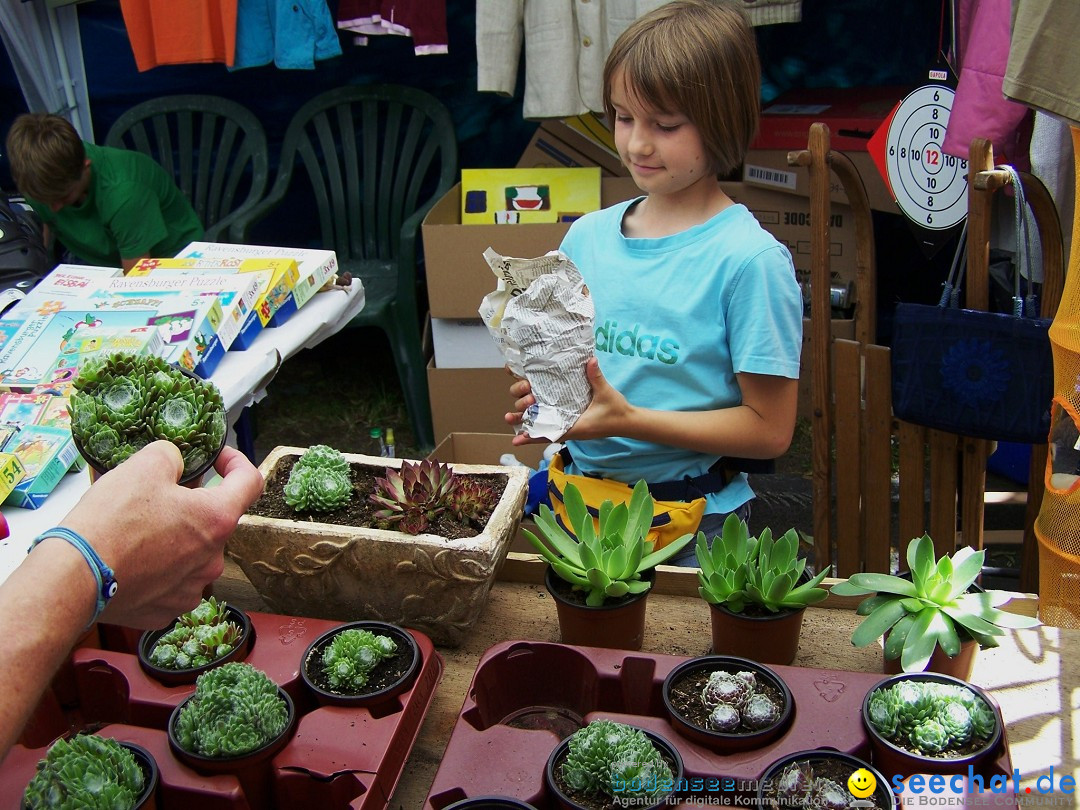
[{"x1": 890, "y1": 168, "x2": 1053, "y2": 445}]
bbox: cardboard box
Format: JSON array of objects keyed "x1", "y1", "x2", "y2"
[
  {"x1": 742, "y1": 148, "x2": 898, "y2": 214},
  {"x1": 427, "y1": 359, "x2": 516, "y2": 443},
  {"x1": 797, "y1": 317, "x2": 856, "y2": 420},
  {"x1": 752, "y1": 86, "x2": 908, "y2": 152},
  {"x1": 431, "y1": 318, "x2": 503, "y2": 369},
  {"x1": 0, "y1": 452, "x2": 26, "y2": 504},
  {"x1": 545, "y1": 116, "x2": 628, "y2": 177},
  {"x1": 422, "y1": 178, "x2": 639, "y2": 319},
  {"x1": 2, "y1": 424, "x2": 79, "y2": 509},
  {"x1": 517, "y1": 120, "x2": 628, "y2": 178}
]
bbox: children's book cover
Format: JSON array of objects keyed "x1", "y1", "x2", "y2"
[{"x1": 460, "y1": 167, "x2": 601, "y2": 225}]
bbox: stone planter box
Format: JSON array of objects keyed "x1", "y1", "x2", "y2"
[{"x1": 226, "y1": 447, "x2": 530, "y2": 646}]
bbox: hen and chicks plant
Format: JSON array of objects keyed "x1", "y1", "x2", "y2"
[
  {"x1": 524, "y1": 479, "x2": 694, "y2": 606},
  {"x1": 70, "y1": 352, "x2": 226, "y2": 477},
  {"x1": 284, "y1": 444, "x2": 353, "y2": 512},
  {"x1": 770, "y1": 761, "x2": 868, "y2": 810},
  {"x1": 320, "y1": 628, "x2": 397, "y2": 692},
  {"x1": 700, "y1": 669, "x2": 782, "y2": 732},
  {"x1": 173, "y1": 662, "x2": 289, "y2": 757},
  {"x1": 830, "y1": 534, "x2": 1040, "y2": 672},
  {"x1": 23, "y1": 734, "x2": 145, "y2": 810},
  {"x1": 370, "y1": 458, "x2": 498, "y2": 535},
  {"x1": 866, "y1": 679, "x2": 997, "y2": 755},
  {"x1": 147, "y1": 596, "x2": 244, "y2": 670},
  {"x1": 697, "y1": 513, "x2": 829, "y2": 613},
  {"x1": 560, "y1": 719, "x2": 674, "y2": 801}
]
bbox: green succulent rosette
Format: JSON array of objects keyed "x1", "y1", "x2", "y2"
[
  {"x1": 70, "y1": 352, "x2": 226, "y2": 481},
  {"x1": 23, "y1": 734, "x2": 146, "y2": 810}
]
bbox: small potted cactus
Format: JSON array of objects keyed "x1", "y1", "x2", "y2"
[
  {"x1": 523, "y1": 479, "x2": 695, "y2": 650},
  {"x1": 861, "y1": 672, "x2": 1003, "y2": 777},
  {"x1": 22, "y1": 733, "x2": 159, "y2": 810},
  {"x1": 544, "y1": 719, "x2": 684, "y2": 810},
  {"x1": 661, "y1": 655, "x2": 794, "y2": 753},
  {"x1": 228, "y1": 446, "x2": 530, "y2": 646},
  {"x1": 300, "y1": 619, "x2": 421, "y2": 708},
  {"x1": 137, "y1": 596, "x2": 252, "y2": 685},
  {"x1": 69, "y1": 351, "x2": 227, "y2": 485},
  {"x1": 757, "y1": 750, "x2": 896, "y2": 809},
  {"x1": 696, "y1": 513, "x2": 829, "y2": 664}
]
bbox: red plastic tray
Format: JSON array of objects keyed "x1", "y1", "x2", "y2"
[
  {"x1": 1, "y1": 611, "x2": 443, "y2": 809},
  {"x1": 424, "y1": 640, "x2": 1014, "y2": 808}
]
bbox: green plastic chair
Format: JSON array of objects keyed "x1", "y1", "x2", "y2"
[
  {"x1": 105, "y1": 95, "x2": 269, "y2": 242},
  {"x1": 231, "y1": 84, "x2": 458, "y2": 450}
]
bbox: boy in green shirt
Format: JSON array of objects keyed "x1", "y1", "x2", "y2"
[{"x1": 5, "y1": 113, "x2": 203, "y2": 271}]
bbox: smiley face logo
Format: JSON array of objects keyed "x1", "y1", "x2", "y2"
[{"x1": 848, "y1": 768, "x2": 877, "y2": 799}]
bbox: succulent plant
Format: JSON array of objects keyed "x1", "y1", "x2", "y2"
[
  {"x1": 23, "y1": 733, "x2": 146, "y2": 810},
  {"x1": 524, "y1": 479, "x2": 694, "y2": 607},
  {"x1": 831, "y1": 534, "x2": 1041, "y2": 672},
  {"x1": 866, "y1": 679, "x2": 998, "y2": 755},
  {"x1": 370, "y1": 459, "x2": 499, "y2": 535},
  {"x1": 743, "y1": 693, "x2": 783, "y2": 729},
  {"x1": 173, "y1": 662, "x2": 290, "y2": 757},
  {"x1": 701, "y1": 671, "x2": 751, "y2": 709},
  {"x1": 707, "y1": 702, "x2": 741, "y2": 732},
  {"x1": 770, "y1": 761, "x2": 863, "y2": 810},
  {"x1": 698, "y1": 668, "x2": 782, "y2": 733},
  {"x1": 773, "y1": 761, "x2": 813, "y2": 802},
  {"x1": 283, "y1": 445, "x2": 354, "y2": 512},
  {"x1": 697, "y1": 513, "x2": 829, "y2": 613},
  {"x1": 560, "y1": 719, "x2": 673, "y2": 800},
  {"x1": 810, "y1": 778, "x2": 853, "y2": 810},
  {"x1": 69, "y1": 352, "x2": 226, "y2": 478},
  {"x1": 148, "y1": 597, "x2": 244, "y2": 670},
  {"x1": 320, "y1": 628, "x2": 397, "y2": 692}
]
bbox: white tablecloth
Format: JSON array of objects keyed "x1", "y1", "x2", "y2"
[{"x1": 0, "y1": 280, "x2": 365, "y2": 583}]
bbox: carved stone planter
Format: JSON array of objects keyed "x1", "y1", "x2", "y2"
[{"x1": 226, "y1": 447, "x2": 530, "y2": 647}]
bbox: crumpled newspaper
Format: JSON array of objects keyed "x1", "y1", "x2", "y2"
[{"x1": 478, "y1": 247, "x2": 594, "y2": 441}]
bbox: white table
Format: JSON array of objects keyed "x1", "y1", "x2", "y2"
[{"x1": 0, "y1": 280, "x2": 365, "y2": 582}]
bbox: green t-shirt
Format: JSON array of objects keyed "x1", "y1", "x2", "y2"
[{"x1": 29, "y1": 142, "x2": 204, "y2": 267}]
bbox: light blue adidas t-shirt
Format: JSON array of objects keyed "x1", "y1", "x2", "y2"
[{"x1": 560, "y1": 197, "x2": 803, "y2": 515}]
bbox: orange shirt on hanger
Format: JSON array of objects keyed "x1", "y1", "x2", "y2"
[{"x1": 119, "y1": 0, "x2": 238, "y2": 72}]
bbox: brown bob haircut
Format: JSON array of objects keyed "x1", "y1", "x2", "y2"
[
  {"x1": 603, "y1": 0, "x2": 761, "y2": 177},
  {"x1": 5, "y1": 113, "x2": 87, "y2": 203}
]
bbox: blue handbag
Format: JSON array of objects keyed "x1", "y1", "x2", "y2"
[{"x1": 891, "y1": 167, "x2": 1054, "y2": 445}]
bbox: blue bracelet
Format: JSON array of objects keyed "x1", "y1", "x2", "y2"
[{"x1": 28, "y1": 527, "x2": 117, "y2": 626}]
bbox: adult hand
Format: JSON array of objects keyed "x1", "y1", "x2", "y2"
[{"x1": 58, "y1": 441, "x2": 264, "y2": 629}]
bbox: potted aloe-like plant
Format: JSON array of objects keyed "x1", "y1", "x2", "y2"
[
  {"x1": 300, "y1": 619, "x2": 421, "y2": 708},
  {"x1": 524, "y1": 479, "x2": 695, "y2": 650},
  {"x1": 861, "y1": 672, "x2": 1003, "y2": 778},
  {"x1": 22, "y1": 733, "x2": 159, "y2": 810},
  {"x1": 138, "y1": 596, "x2": 252, "y2": 685},
  {"x1": 69, "y1": 351, "x2": 226, "y2": 485},
  {"x1": 228, "y1": 446, "x2": 530, "y2": 646},
  {"x1": 697, "y1": 514, "x2": 829, "y2": 664},
  {"x1": 544, "y1": 719, "x2": 683, "y2": 810},
  {"x1": 830, "y1": 535, "x2": 1040, "y2": 676}
]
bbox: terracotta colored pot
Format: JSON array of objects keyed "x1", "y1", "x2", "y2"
[
  {"x1": 883, "y1": 636, "x2": 978, "y2": 680},
  {"x1": 137, "y1": 603, "x2": 253, "y2": 686},
  {"x1": 757, "y1": 748, "x2": 897, "y2": 809},
  {"x1": 862, "y1": 672, "x2": 1004, "y2": 778},
  {"x1": 544, "y1": 724, "x2": 684, "y2": 810},
  {"x1": 661, "y1": 654, "x2": 794, "y2": 753},
  {"x1": 544, "y1": 566, "x2": 653, "y2": 651},
  {"x1": 168, "y1": 686, "x2": 295, "y2": 809},
  {"x1": 708, "y1": 601, "x2": 805, "y2": 665},
  {"x1": 20, "y1": 740, "x2": 160, "y2": 810},
  {"x1": 300, "y1": 620, "x2": 421, "y2": 708}
]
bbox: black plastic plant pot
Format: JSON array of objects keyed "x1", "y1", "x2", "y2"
[
  {"x1": 757, "y1": 748, "x2": 897, "y2": 810},
  {"x1": 861, "y1": 672, "x2": 1004, "y2": 778},
  {"x1": 300, "y1": 620, "x2": 421, "y2": 709},
  {"x1": 443, "y1": 798, "x2": 539, "y2": 810},
  {"x1": 73, "y1": 363, "x2": 227, "y2": 487},
  {"x1": 137, "y1": 603, "x2": 254, "y2": 686},
  {"x1": 544, "y1": 725, "x2": 684, "y2": 810},
  {"x1": 20, "y1": 740, "x2": 160, "y2": 810},
  {"x1": 662, "y1": 655, "x2": 794, "y2": 754}
]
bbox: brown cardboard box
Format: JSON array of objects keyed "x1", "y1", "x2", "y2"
[
  {"x1": 516, "y1": 124, "x2": 623, "y2": 177},
  {"x1": 422, "y1": 177, "x2": 639, "y2": 319},
  {"x1": 427, "y1": 358, "x2": 516, "y2": 442},
  {"x1": 741, "y1": 148, "x2": 898, "y2": 214},
  {"x1": 797, "y1": 317, "x2": 856, "y2": 420},
  {"x1": 540, "y1": 117, "x2": 629, "y2": 177}
]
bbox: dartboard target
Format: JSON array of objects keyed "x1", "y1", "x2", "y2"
[{"x1": 885, "y1": 84, "x2": 968, "y2": 231}]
